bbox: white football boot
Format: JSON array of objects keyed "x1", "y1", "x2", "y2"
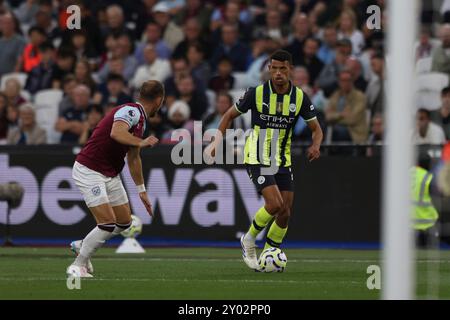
[
  {"x1": 66, "y1": 264, "x2": 93, "y2": 278},
  {"x1": 70, "y1": 240, "x2": 94, "y2": 274},
  {"x1": 240, "y1": 235, "x2": 259, "y2": 270}
]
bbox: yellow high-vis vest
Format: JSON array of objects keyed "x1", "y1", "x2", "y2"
[{"x1": 411, "y1": 166, "x2": 439, "y2": 230}]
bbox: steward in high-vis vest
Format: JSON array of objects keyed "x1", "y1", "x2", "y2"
[{"x1": 411, "y1": 166, "x2": 439, "y2": 231}]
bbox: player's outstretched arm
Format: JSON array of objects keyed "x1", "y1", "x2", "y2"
[
  {"x1": 110, "y1": 121, "x2": 159, "y2": 147},
  {"x1": 306, "y1": 118, "x2": 323, "y2": 162},
  {"x1": 127, "y1": 146, "x2": 153, "y2": 216}
]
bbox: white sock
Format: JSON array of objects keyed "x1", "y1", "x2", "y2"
[{"x1": 74, "y1": 224, "x2": 115, "y2": 267}]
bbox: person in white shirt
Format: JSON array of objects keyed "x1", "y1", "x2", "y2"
[
  {"x1": 337, "y1": 9, "x2": 365, "y2": 56},
  {"x1": 131, "y1": 44, "x2": 171, "y2": 89},
  {"x1": 413, "y1": 108, "x2": 447, "y2": 145}
]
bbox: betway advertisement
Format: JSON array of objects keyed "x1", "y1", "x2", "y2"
[{"x1": 0, "y1": 146, "x2": 381, "y2": 243}]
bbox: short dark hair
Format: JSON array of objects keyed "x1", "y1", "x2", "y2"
[
  {"x1": 87, "y1": 104, "x2": 103, "y2": 115},
  {"x1": 441, "y1": 86, "x2": 450, "y2": 96},
  {"x1": 107, "y1": 73, "x2": 125, "y2": 84},
  {"x1": 28, "y1": 26, "x2": 46, "y2": 37},
  {"x1": 140, "y1": 80, "x2": 165, "y2": 102},
  {"x1": 216, "y1": 90, "x2": 233, "y2": 104},
  {"x1": 38, "y1": 41, "x2": 54, "y2": 52},
  {"x1": 269, "y1": 49, "x2": 293, "y2": 65},
  {"x1": 417, "y1": 108, "x2": 431, "y2": 119}
]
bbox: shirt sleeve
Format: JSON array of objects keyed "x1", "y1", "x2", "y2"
[
  {"x1": 234, "y1": 87, "x2": 256, "y2": 114},
  {"x1": 114, "y1": 106, "x2": 141, "y2": 128},
  {"x1": 299, "y1": 92, "x2": 318, "y2": 122}
]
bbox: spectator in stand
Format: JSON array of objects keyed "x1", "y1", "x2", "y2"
[
  {"x1": 74, "y1": 59, "x2": 99, "y2": 100},
  {"x1": 345, "y1": 57, "x2": 367, "y2": 92},
  {"x1": 203, "y1": 91, "x2": 246, "y2": 131},
  {"x1": 413, "y1": 108, "x2": 447, "y2": 145},
  {"x1": 294, "y1": 37, "x2": 324, "y2": 85},
  {"x1": 58, "y1": 74, "x2": 77, "y2": 116},
  {"x1": 366, "y1": 112, "x2": 384, "y2": 156},
  {"x1": 0, "y1": 92, "x2": 9, "y2": 144},
  {"x1": 431, "y1": 24, "x2": 450, "y2": 79},
  {"x1": 19, "y1": 26, "x2": 47, "y2": 73},
  {"x1": 415, "y1": 26, "x2": 439, "y2": 61},
  {"x1": 338, "y1": 9, "x2": 365, "y2": 56},
  {"x1": 33, "y1": 1, "x2": 60, "y2": 42},
  {"x1": 68, "y1": 29, "x2": 99, "y2": 63},
  {"x1": 292, "y1": 66, "x2": 313, "y2": 97},
  {"x1": 317, "y1": 38, "x2": 352, "y2": 97},
  {"x1": 78, "y1": 104, "x2": 103, "y2": 145},
  {"x1": 366, "y1": 52, "x2": 385, "y2": 119},
  {"x1": 175, "y1": 0, "x2": 212, "y2": 35},
  {"x1": 4, "y1": 78, "x2": 26, "y2": 107},
  {"x1": 97, "y1": 33, "x2": 138, "y2": 83},
  {"x1": 131, "y1": 44, "x2": 172, "y2": 89},
  {"x1": 102, "y1": 4, "x2": 134, "y2": 39},
  {"x1": 162, "y1": 100, "x2": 194, "y2": 143},
  {"x1": 210, "y1": 0, "x2": 251, "y2": 44},
  {"x1": 173, "y1": 18, "x2": 210, "y2": 59},
  {"x1": 0, "y1": 11, "x2": 26, "y2": 77},
  {"x1": 186, "y1": 42, "x2": 210, "y2": 89},
  {"x1": 209, "y1": 57, "x2": 235, "y2": 93},
  {"x1": 170, "y1": 73, "x2": 208, "y2": 120},
  {"x1": 209, "y1": 23, "x2": 251, "y2": 72},
  {"x1": 7, "y1": 103, "x2": 46, "y2": 145},
  {"x1": 134, "y1": 22, "x2": 172, "y2": 65},
  {"x1": 318, "y1": 25, "x2": 338, "y2": 65},
  {"x1": 164, "y1": 56, "x2": 205, "y2": 96},
  {"x1": 253, "y1": 9, "x2": 289, "y2": 47},
  {"x1": 430, "y1": 87, "x2": 450, "y2": 140},
  {"x1": 51, "y1": 48, "x2": 76, "y2": 89},
  {"x1": 325, "y1": 70, "x2": 368, "y2": 143},
  {"x1": 24, "y1": 42, "x2": 56, "y2": 94},
  {"x1": 285, "y1": 13, "x2": 311, "y2": 61},
  {"x1": 55, "y1": 84, "x2": 91, "y2": 144},
  {"x1": 152, "y1": 2, "x2": 184, "y2": 51},
  {"x1": 100, "y1": 73, "x2": 133, "y2": 107}
]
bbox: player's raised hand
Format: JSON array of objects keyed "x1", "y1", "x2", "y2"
[
  {"x1": 307, "y1": 145, "x2": 320, "y2": 162},
  {"x1": 139, "y1": 192, "x2": 153, "y2": 217},
  {"x1": 139, "y1": 135, "x2": 159, "y2": 148}
]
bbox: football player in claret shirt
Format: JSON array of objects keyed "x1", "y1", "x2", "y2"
[{"x1": 67, "y1": 80, "x2": 164, "y2": 277}]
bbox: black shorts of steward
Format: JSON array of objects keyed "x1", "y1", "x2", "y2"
[{"x1": 245, "y1": 165, "x2": 294, "y2": 194}]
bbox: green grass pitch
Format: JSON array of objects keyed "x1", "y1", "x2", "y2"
[{"x1": 0, "y1": 247, "x2": 449, "y2": 299}]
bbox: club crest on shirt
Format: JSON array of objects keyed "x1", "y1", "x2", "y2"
[
  {"x1": 128, "y1": 110, "x2": 135, "y2": 117},
  {"x1": 92, "y1": 186, "x2": 101, "y2": 196}
]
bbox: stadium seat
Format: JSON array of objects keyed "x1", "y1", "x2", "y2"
[
  {"x1": 416, "y1": 72, "x2": 450, "y2": 110},
  {"x1": 415, "y1": 57, "x2": 432, "y2": 74},
  {"x1": 232, "y1": 72, "x2": 249, "y2": 90},
  {"x1": 0, "y1": 72, "x2": 28, "y2": 91},
  {"x1": 34, "y1": 89, "x2": 63, "y2": 110}
]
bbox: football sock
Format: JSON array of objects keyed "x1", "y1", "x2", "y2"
[
  {"x1": 74, "y1": 223, "x2": 115, "y2": 267},
  {"x1": 246, "y1": 206, "x2": 274, "y2": 240},
  {"x1": 113, "y1": 222, "x2": 132, "y2": 236},
  {"x1": 264, "y1": 222, "x2": 288, "y2": 250}
]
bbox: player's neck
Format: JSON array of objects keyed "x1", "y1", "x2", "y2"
[{"x1": 271, "y1": 81, "x2": 290, "y2": 95}]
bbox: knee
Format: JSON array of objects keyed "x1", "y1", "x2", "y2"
[{"x1": 266, "y1": 199, "x2": 283, "y2": 215}]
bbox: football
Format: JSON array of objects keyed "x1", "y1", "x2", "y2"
[
  {"x1": 121, "y1": 215, "x2": 143, "y2": 238},
  {"x1": 258, "y1": 247, "x2": 287, "y2": 272}
]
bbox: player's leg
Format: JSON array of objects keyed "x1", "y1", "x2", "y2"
[
  {"x1": 108, "y1": 175, "x2": 132, "y2": 234},
  {"x1": 68, "y1": 203, "x2": 116, "y2": 277},
  {"x1": 264, "y1": 190, "x2": 293, "y2": 250},
  {"x1": 241, "y1": 165, "x2": 284, "y2": 269}
]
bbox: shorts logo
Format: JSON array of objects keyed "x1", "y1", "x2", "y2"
[
  {"x1": 289, "y1": 104, "x2": 296, "y2": 112},
  {"x1": 257, "y1": 176, "x2": 265, "y2": 185},
  {"x1": 92, "y1": 186, "x2": 101, "y2": 196}
]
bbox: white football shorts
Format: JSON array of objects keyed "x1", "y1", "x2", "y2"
[{"x1": 72, "y1": 161, "x2": 129, "y2": 208}]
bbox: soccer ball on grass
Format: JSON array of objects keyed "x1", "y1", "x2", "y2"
[{"x1": 258, "y1": 247, "x2": 287, "y2": 272}]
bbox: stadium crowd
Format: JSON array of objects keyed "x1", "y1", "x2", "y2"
[{"x1": 0, "y1": 0, "x2": 448, "y2": 147}]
